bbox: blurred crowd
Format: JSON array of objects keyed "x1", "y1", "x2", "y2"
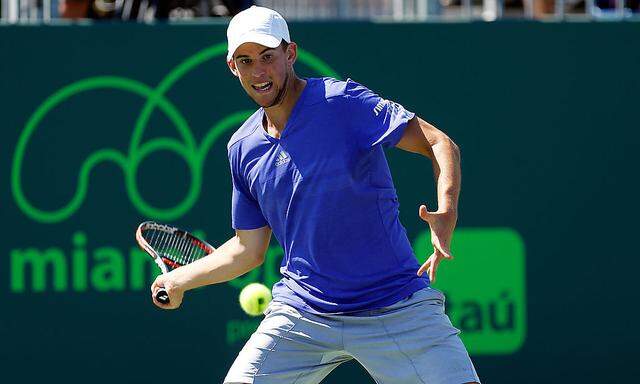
[
  {"x1": 1, "y1": 0, "x2": 635, "y2": 21},
  {"x1": 58, "y1": 0, "x2": 253, "y2": 20},
  {"x1": 527, "y1": 0, "x2": 640, "y2": 15},
  {"x1": 55, "y1": 0, "x2": 639, "y2": 21}
]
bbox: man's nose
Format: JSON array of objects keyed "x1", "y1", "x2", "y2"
[{"x1": 252, "y1": 62, "x2": 266, "y2": 78}]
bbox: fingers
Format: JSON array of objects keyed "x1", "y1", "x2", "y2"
[
  {"x1": 428, "y1": 254, "x2": 442, "y2": 282},
  {"x1": 151, "y1": 286, "x2": 168, "y2": 308},
  {"x1": 152, "y1": 288, "x2": 180, "y2": 309},
  {"x1": 418, "y1": 203, "x2": 455, "y2": 282},
  {"x1": 417, "y1": 254, "x2": 439, "y2": 282},
  {"x1": 433, "y1": 239, "x2": 454, "y2": 260},
  {"x1": 417, "y1": 251, "x2": 448, "y2": 282},
  {"x1": 418, "y1": 204, "x2": 431, "y2": 223},
  {"x1": 150, "y1": 274, "x2": 164, "y2": 293},
  {"x1": 417, "y1": 255, "x2": 432, "y2": 276},
  {"x1": 150, "y1": 275, "x2": 180, "y2": 309},
  {"x1": 419, "y1": 203, "x2": 455, "y2": 259}
]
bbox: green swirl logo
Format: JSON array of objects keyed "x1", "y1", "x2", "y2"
[{"x1": 11, "y1": 43, "x2": 339, "y2": 223}]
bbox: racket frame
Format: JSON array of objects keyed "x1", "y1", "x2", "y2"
[{"x1": 135, "y1": 221, "x2": 214, "y2": 304}]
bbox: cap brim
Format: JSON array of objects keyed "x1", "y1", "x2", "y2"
[{"x1": 227, "y1": 32, "x2": 282, "y2": 61}]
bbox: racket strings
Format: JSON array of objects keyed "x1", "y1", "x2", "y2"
[{"x1": 142, "y1": 228, "x2": 208, "y2": 269}]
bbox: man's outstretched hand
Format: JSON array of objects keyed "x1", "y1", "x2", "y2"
[{"x1": 416, "y1": 204, "x2": 457, "y2": 283}]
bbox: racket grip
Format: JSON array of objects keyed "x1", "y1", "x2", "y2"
[{"x1": 156, "y1": 289, "x2": 170, "y2": 304}]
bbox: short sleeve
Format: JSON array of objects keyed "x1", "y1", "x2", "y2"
[
  {"x1": 343, "y1": 78, "x2": 415, "y2": 149},
  {"x1": 228, "y1": 150, "x2": 268, "y2": 230}
]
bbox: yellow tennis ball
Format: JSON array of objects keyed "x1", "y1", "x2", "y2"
[{"x1": 239, "y1": 283, "x2": 272, "y2": 316}]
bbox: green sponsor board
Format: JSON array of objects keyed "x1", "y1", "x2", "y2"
[{"x1": 415, "y1": 228, "x2": 526, "y2": 355}]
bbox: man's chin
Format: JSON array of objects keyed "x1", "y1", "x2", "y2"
[
  {"x1": 246, "y1": 84, "x2": 284, "y2": 108},
  {"x1": 249, "y1": 94, "x2": 276, "y2": 108}
]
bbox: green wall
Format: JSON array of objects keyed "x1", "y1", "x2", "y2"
[{"x1": 1, "y1": 21, "x2": 638, "y2": 383}]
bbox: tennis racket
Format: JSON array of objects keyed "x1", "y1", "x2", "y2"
[{"x1": 135, "y1": 221, "x2": 215, "y2": 304}]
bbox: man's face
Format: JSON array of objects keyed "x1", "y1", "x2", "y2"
[{"x1": 228, "y1": 41, "x2": 294, "y2": 108}]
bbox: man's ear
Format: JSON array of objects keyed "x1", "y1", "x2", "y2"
[
  {"x1": 286, "y1": 42, "x2": 298, "y2": 66},
  {"x1": 227, "y1": 59, "x2": 239, "y2": 77}
]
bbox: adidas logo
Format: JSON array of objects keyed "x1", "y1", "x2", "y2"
[{"x1": 275, "y1": 151, "x2": 290, "y2": 167}]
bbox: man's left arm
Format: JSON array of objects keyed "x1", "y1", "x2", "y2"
[{"x1": 395, "y1": 116, "x2": 461, "y2": 282}]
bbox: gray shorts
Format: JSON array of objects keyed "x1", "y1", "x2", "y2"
[{"x1": 224, "y1": 287, "x2": 480, "y2": 384}]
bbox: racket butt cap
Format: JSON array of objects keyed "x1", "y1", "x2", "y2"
[{"x1": 156, "y1": 289, "x2": 170, "y2": 304}]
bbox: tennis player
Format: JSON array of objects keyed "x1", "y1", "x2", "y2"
[{"x1": 151, "y1": 5, "x2": 480, "y2": 384}]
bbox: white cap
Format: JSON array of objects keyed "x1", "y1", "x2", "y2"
[{"x1": 226, "y1": 6, "x2": 291, "y2": 61}]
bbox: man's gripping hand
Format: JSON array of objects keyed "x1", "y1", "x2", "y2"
[{"x1": 151, "y1": 272, "x2": 185, "y2": 310}]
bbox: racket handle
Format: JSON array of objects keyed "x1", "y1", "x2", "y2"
[{"x1": 156, "y1": 289, "x2": 170, "y2": 304}]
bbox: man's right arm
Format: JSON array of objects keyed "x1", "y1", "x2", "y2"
[{"x1": 151, "y1": 225, "x2": 272, "y2": 309}]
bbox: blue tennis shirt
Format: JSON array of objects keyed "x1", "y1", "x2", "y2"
[{"x1": 227, "y1": 77, "x2": 429, "y2": 313}]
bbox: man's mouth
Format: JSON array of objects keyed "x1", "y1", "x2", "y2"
[{"x1": 252, "y1": 81, "x2": 273, "y2": 93}]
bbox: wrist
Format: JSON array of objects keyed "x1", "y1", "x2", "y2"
[
  {"x1": 440, "y1": 206, "x2": 458, "y2": 216},
  {"x1": 168, "y1": 269, "x2": 191, "y2": 292}
]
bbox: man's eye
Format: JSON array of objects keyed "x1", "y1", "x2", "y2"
[
  {"x1": 240, "y1": 59, "x2": 251, "y2": 65},
  {"x1": 263, "y1": 54, "x2": 272, "y2": 62}
]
